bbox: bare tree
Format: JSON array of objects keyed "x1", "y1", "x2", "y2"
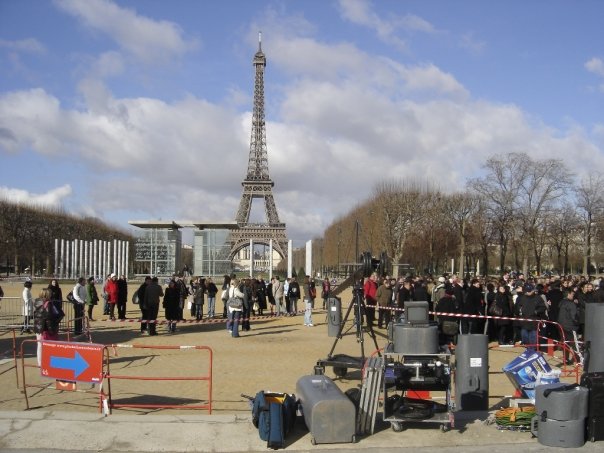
[
  {"x1": 467, "y1": 153, "x2": 527, "y2": 273},
  {"x1": 575, "y1": 172, "x2": 604, "y2": 275},
  {"x1": 518, "y1": 157, "x2": 572, "y2": 274},
  {"x1": 445, "y1": 192, "x2": 479, "y2": 277},
  {"x1": 373, "y1": 180, "x2": 430, "y2": 275}
]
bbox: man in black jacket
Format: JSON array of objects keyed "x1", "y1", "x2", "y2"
[
  {"x1": 557, "y1": 288, "x2": 579, "y2": 365},
  {"x1": 514, "y1": 283, "x2": 547, "y2": 350}
]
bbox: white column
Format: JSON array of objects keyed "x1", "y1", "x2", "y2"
[
  {"x1": 79, "y1": 240, "x2": 84, "y2": 277},
  {"x1": 93, "y1": 239, "x2": 98, "y2": 279},
  {"x1": 84, "y1": 241, "x2": 89, "y2": 277},
  {"x1": 124, "y1": 241, "x2": 129, "y2": 278},
  {"x1": 117, "y1": 240, "x2": 122, "y2": 276},
  {"x1": 451, "y1": 258, "x2": 455, "y2": 275},
  {"x1": 73, "y1": 239, "x2": 78, "y2": 277},
  {"x1": 65, "y1": 241, "x2": 70, "y2": 280},
  {"x1": 269, "y1": 239, "x2": 273, "y2": 280},
  {"x1": 54, "y1": 239, "x2": 59, "y2": 277},
  {"x1": 60, "y1": 239, "x2": 65, "y2": 279},
  {"x1": 287, "y1": 240, "x2": 293, "y2": 278},
  {"x1": 113, "y1": 239, "x2": 118, "y2": 275},
  {"x1": 305, "y1": 240, "x2": 312, "y2": 277},
  {"x1": 477, "y1": 259, "x2": 480, "y2": 277},
  {"x1": 249, "y1": 239, "x2": 254, "y2": 278}
]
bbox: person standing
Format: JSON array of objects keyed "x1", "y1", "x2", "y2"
[
  {"x1": 47, "y1": 279, "x2": 63, "y2": 306},
  {"x1": 461, "y1": 278, "x2": 484, "y2": 334},
  {"x1": 206, "y1": 277, "x2": 218, "y2": 318},
  {"x1": 117, "y1": 274, "x2": 128, "y2": 320},
  {"x1": 175, "y1": 275, "x2": 188, "y2": 321},
  {"x1": 33, "y1": 288, "x2": 63, "y2": 365},
  {"x1": 256, "y1": 276, "x2": 267, "y2": 315},
  {"x1": 72, "y1": 277, "x2": 87, "y2": 335},
  {"x1": 105, "y1": 273, "x2": 119, "y2": 320},
  {"x1": 493, "y1": 283, "x2": 513, "y2": 345},
  {"x1": 557, "y1": 287, "x2": 580, "y2": 365},
  {"x1": 21, "y1": 280, "x2": 34, "y2": 334},
  {"x1": 221, "y1": 274, "x2": 231, "y2": 319},
  {"x1": 283, "y1": 277, "x2": 291, "y2": 314},
  {"x1": 321, "y1": 277, "x2": 331, "y2": 310},
  {"x1": 376, "y1": 277, "x2": 393, "y2": 329},
  {"x1": 193, "y1": 278, "x2": 205, "y2": 321},
  {"x1": 85, "y1": 276, "x2": 99, "y2": 321},
  {"x1": 163, "y1": 280, "x2": 180, "y2": 333},
  {"x1": 227, "y1": 278, "x2": 245, "y2": 337},
  {"x1": 143, "y1": 276, "x2": 163, "y2": 336},
  {"x1": 514, "y1": 283, "x2": 547, "y2": 350},
  {"x1": 363, "y1": 272, "x2": 378, "y2": 327},
  {"x1": 102, "y1": 274, "x2": 111, "y2": 316},
  {"x1": 136, "y1": 276, "x2": 151, "y2": 334},
  {"x1": 272, "y1": 276, "x2": 284, "y2": 316},
  {"x1": 437, "y1": 287, "x2": 459, "y2": 346},
  {"x1": 241, "y1": 278, "x2": 253, "y2": 332},
  {"x1": 303, "y1": 275, "x2": 315, "y2": 327},
  {"x1": 287, "y1": 276, "x2": 300, "y2": 316}
]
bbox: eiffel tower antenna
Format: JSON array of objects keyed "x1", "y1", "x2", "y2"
[{"x1": 229, "y1": 33, "x2": 288, "y2": 261}]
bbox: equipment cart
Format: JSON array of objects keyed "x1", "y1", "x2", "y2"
[{"x1": 382, "y1": 348, "x2": 454, "y2": 432}]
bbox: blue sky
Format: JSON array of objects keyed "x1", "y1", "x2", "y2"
[{"x1": 1, "y1": 0, "x2": 603, "y2": 245}]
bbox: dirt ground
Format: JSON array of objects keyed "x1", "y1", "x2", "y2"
[{"x1": 0, "y1": 280, "x2": 579, "y2": 416}]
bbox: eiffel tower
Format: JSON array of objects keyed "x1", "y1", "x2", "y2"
[{"x1": 229, "y1": 33, "x2": 288, "y2": 261}]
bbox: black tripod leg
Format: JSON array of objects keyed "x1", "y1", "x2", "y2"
[{"x1": 326, "y1": 297, "x2": 356, "y2": 359}]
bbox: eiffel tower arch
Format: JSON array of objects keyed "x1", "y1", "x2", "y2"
[{"x1": 228, "y1": 33, "x2": 288, "y2": 262}]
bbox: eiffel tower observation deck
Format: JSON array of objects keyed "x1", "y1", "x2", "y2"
[{"x1": 228, "y1": 33, "x2": 288, "y2": 261}]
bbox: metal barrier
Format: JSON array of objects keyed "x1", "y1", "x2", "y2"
[
  {"x1": 0, "y1": 296, "x2": 77, "y2": 333},
  {"x1": 19, "y1": 338, "x2": 107, "y2": 410},
  {"x1": 102, "y1": 343, "x2": 213, "y2": 415},
  {"x1": 0, "y1": 328, "x2": 19, "y2": 387}
]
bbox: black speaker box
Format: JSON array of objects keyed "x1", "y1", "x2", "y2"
[{"x1": 581, "y1": 372, "x2": 604, "y2": 441}]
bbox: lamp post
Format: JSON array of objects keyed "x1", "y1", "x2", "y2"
[
  {"x1": 337, "y1": 227, "x2": 341, "y2": 278},
  {"x1": 5, "y1": 240, "x2": 8, "y2": 277}
]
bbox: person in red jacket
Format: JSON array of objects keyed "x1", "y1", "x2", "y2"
[
  {"x1": 364, "y1": 272, "x2": 378, "y2": 327},
  {"x1": 105, "y1": 273, "x2": 119, "y2": 320}
]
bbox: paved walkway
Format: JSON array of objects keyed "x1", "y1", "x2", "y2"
[{"x1": 0, "y1": 409, "x2": 601, "y2": 452}]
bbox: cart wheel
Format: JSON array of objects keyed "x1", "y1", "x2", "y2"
[
  {"x1": 333, "y1": 366, "x2": 348, "y2": 378},
  {"x1": 311, "y1": 436, "x2": 317, "y2": 445},
  {"x1": 440, "y1": 423, "x2": 449, "y2": 432},
  {"x1": 391, "y1": 421, "x2": 404, "y2": 432}
]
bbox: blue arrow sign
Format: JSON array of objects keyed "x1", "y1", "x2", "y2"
[{"x1": 50, "y1": 351, "x2": 90, "y2": 379}]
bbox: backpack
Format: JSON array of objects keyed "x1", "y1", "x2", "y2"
[
  {"x1": 66, "y1": 291, "x2": 76, "y2": 303},
  {"x1": 251, "y1": 391, "x2": 297, "y2": 449},
  {"x1": 309, "y1": 286, "x2": 316, "y2": 299}
]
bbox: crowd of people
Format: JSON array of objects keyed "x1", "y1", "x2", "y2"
[
  {"x1": 364, "y1": 271, "x2": 604, "y2": 362},
  {"x1": 12, "y1": 269, "x2": 604, "y2": 351}
]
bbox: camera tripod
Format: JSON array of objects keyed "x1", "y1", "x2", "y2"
[{"x1": 315, "y1": 276, "x2": 381, "y2": 378}]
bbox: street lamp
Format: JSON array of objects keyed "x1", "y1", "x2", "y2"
[
  {"x1": 5, "y1": 240, "x2": 9, "y2": 277},
  {"x1": 337, "y1": 227, "x2": 341, "y2": 278}
]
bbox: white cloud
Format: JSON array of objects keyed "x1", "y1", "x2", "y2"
[
  {"x1": 2, "y1": 9, "x2": 603, "y2": 245},
  {"x1": 338, "y1": 0, "x2": 437, "y2": 51},
  {"x1": 585, "y1": 57, "x2": 604, "y2": 92},
  {"x1": 54, "y1": 0, "x2": 198, "y2": 64},
  {"x1": 0, "y1": 38, "x2": 46, "y2": 54},
  {"x1": 585, "y1": 57, "x2": 604, "y2": 77},
  {"x1": 0, "y1": 185, "x2": 71, "y2": 207}
]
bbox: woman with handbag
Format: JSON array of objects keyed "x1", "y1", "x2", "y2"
[
  {"x1": 33, "y1": 288, "x2": 64, "y2": 365},
  {"x1": 227, "y1": 278, "x2": 245, "y2": 337},
  {"x1": 437, "y1": 287, "x2": 459, "y2": 346}
]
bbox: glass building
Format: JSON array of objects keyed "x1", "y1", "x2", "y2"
[{"x1": 129, "y1": 221, "x2": 183, "y2": 276}]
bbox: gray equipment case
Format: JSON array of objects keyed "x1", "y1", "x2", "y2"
[
  {"x1": 296, "y1": 375, "x2": 356, "y2": 444},
  {"x1": 534, "y1": 383, "x2": 589, "y2": 421}
]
